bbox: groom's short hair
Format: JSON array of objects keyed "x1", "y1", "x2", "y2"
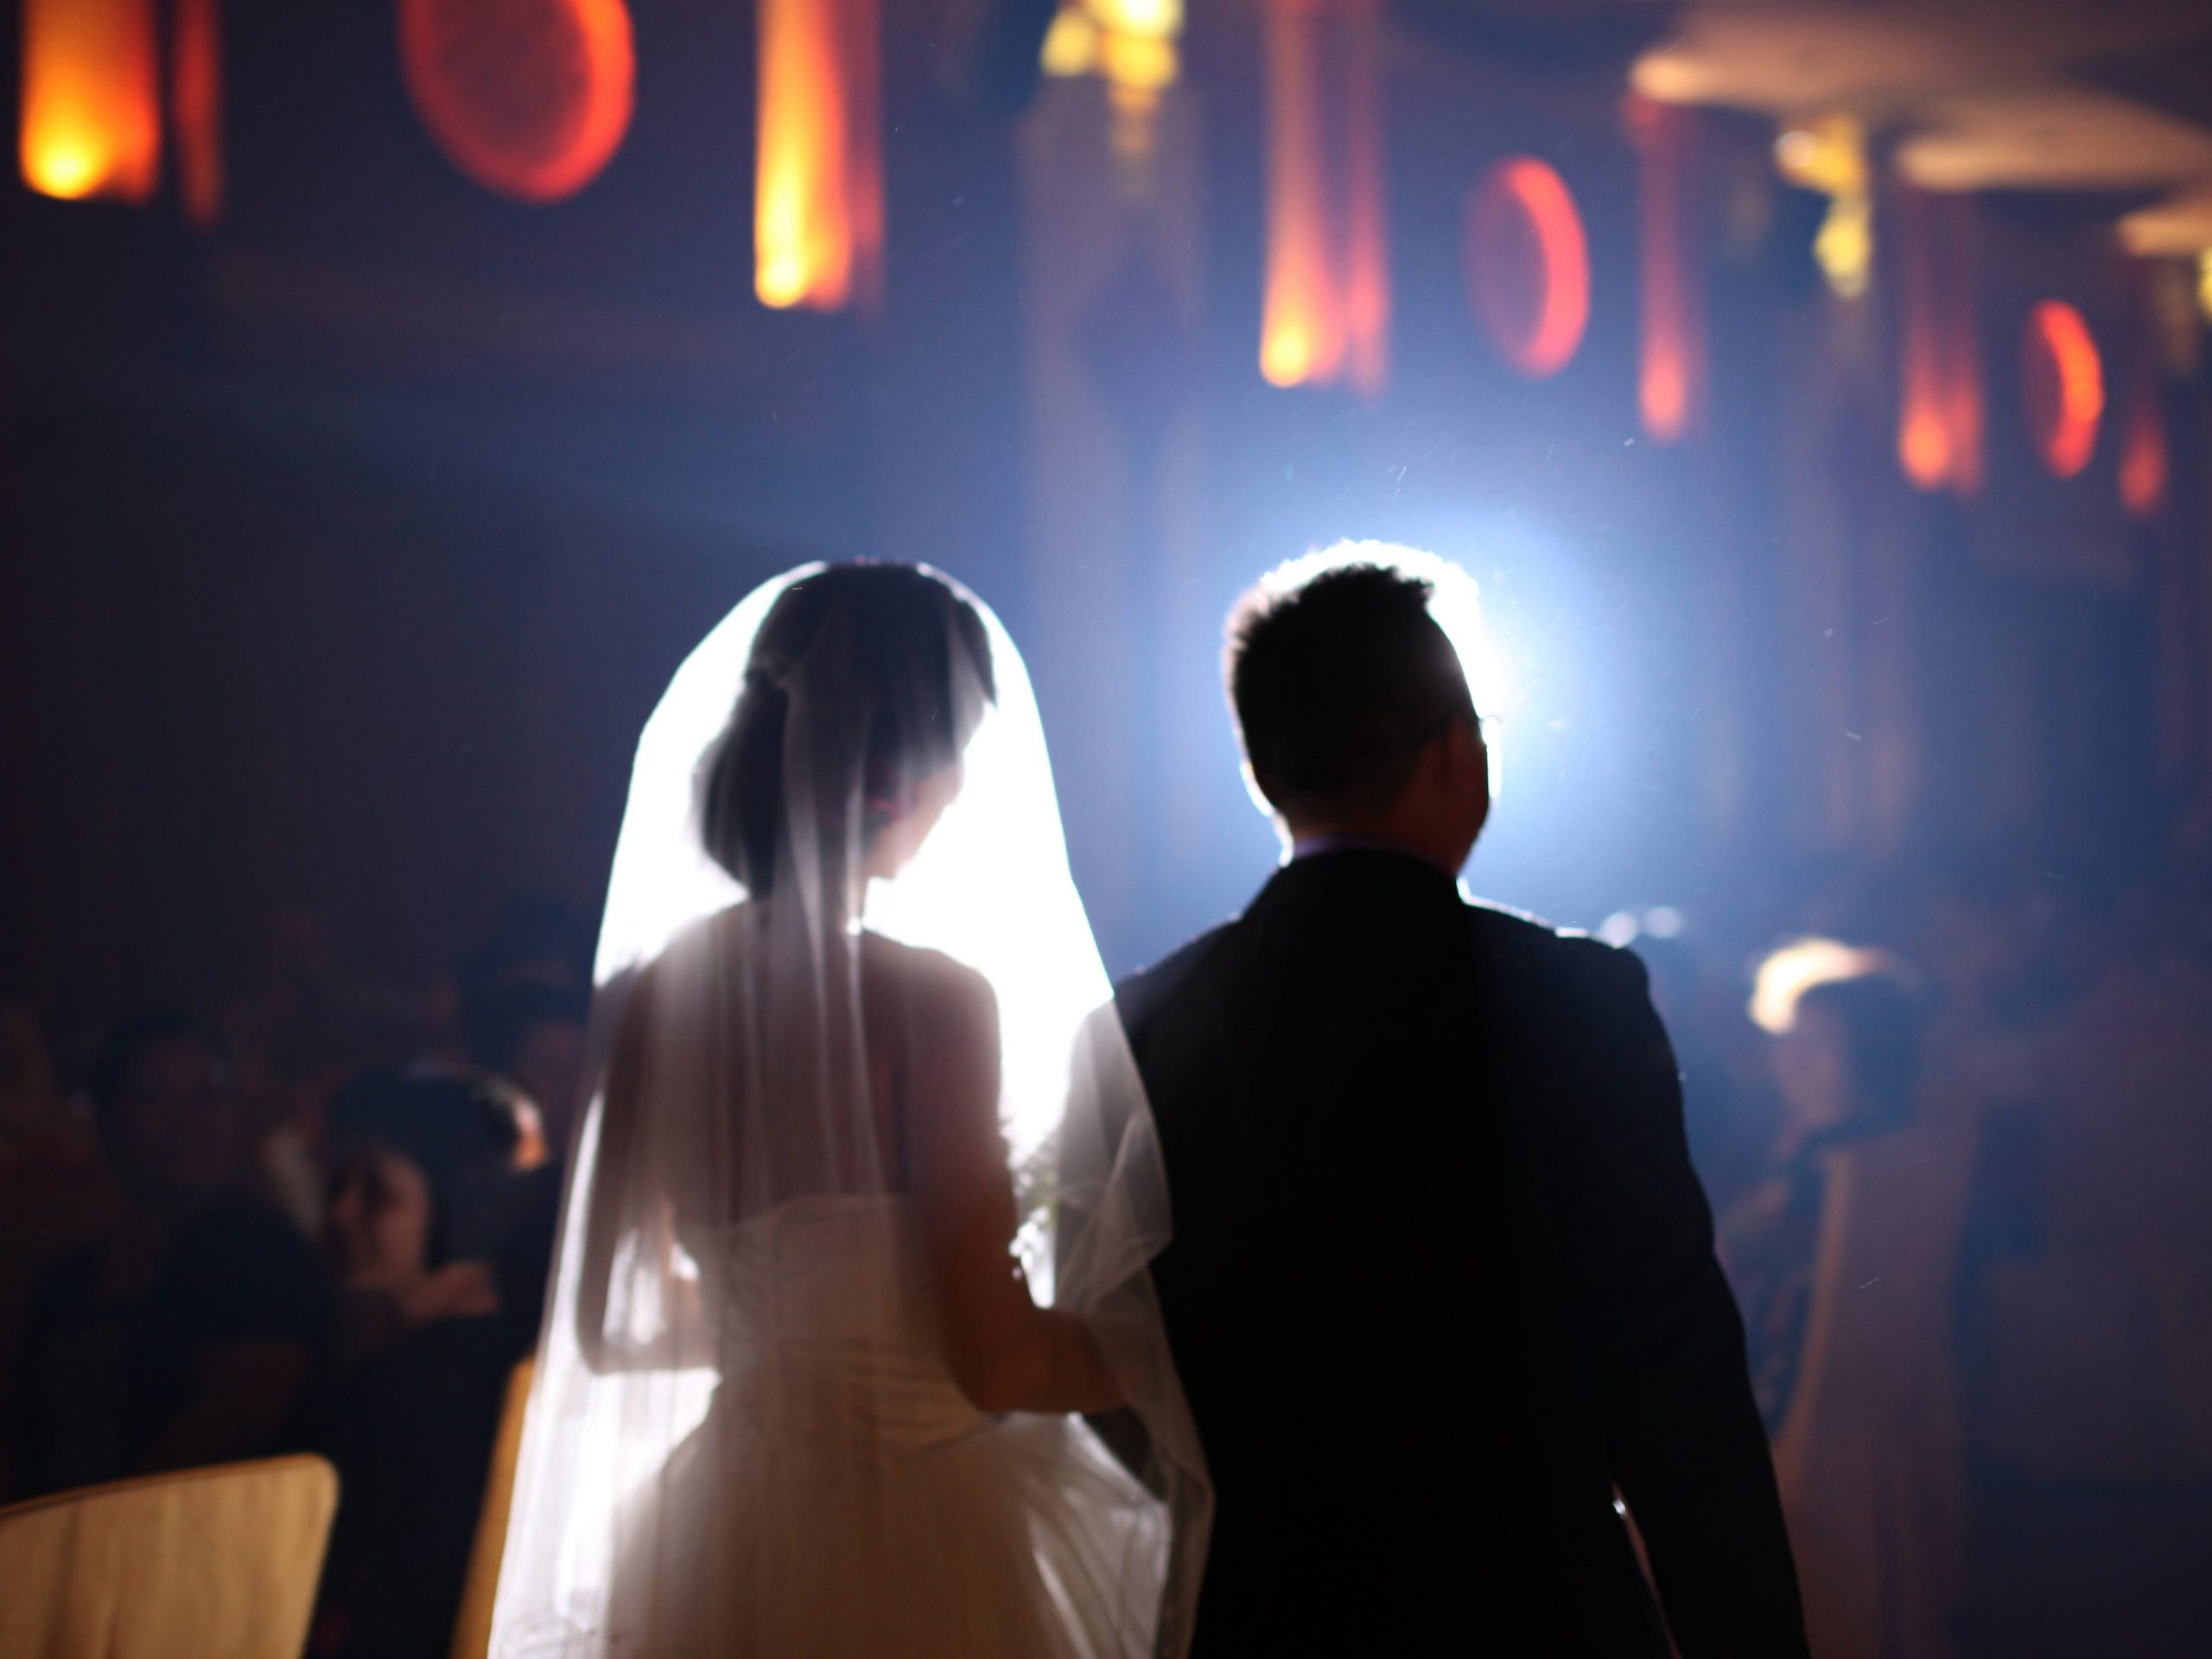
[{"x1": 1226, "y1": 559, "x2": 1476, "y2": 818}]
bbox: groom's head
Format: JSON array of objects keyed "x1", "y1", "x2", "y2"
[{"x1": 1227, "y1": 557, "x2": 1489, "y2": 868}]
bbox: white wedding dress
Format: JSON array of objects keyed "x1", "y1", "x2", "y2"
[
  {"x1": 606, "y1": 1196, "x2": 1165, "y2": 1656},
  {"x1": 490, "y1": 565, "x2": 1208, "y2": 1658}
]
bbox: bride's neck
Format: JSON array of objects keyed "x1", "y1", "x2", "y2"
[{"x1": 752, "y1": 879, "x2": 868, "y2": 931}]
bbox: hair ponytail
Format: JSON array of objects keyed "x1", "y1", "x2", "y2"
[
  {"x1": 695, "y1": 565, "x2": 995, "y2": 897},
  {"x1": 699, "y1": 665, "x2": 792, "y2": 894}
]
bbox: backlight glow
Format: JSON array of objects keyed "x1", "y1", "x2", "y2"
[{"x1": 1244, "y1": 541, "x2": 1520, "y2": 807}]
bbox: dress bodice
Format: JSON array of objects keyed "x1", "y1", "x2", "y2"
[{"x1": 690, "y1": 1194, "x2": 988, "y2": 1459}]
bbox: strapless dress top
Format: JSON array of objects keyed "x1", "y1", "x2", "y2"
[{"x1": 688, "y1": 1193, "x2": 988, "y2": 1459}]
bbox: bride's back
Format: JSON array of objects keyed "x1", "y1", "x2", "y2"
[
  {"x1": 626, "y1": 905, "x2": 998, "y2": 1221},
  {"x1": 496, "y1": 561, "x2": 1203, "y2": 1659},
  {"x1": 612, "y1": 561, "x2": 998, "y2": 1215}
]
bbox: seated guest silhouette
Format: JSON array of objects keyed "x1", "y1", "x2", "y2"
[
  {"x1": 0, "y1": 1001, "x2": 112, "y2": 1483},
  {"x1": 1723, "y1": 961, "x2": 1970, "y2": 1659},
  {"x1": 10, "y1": 1014, "x2": 326, "y2": 1499},
  {"x1": 309, "y1": 1065, "x2": 549, "y2": 1659},
  {"x1": 463, "y1": 978, "x2": 588, "y2": 1160}
]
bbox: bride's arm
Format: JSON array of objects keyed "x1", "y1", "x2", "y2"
[
  {"x1": 573, "y1": 969, "x2": 694, "y2": 1372},
  {"x1": 908, "y1": 961, "x2": 1125, "y2": 1416}
]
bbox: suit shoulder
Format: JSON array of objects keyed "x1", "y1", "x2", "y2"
[
  {"x1": 1464, "y1": 895, "x2": 1568, "y2": 949},
  {"x1": 1465, "y1": 900, "x2": 1653, "y2": 1009},
  {"x1": 1111, "y1": 919, "x2": 1238, "y2": 1033}
]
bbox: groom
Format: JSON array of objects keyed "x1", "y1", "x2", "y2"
[{"x1": 1113, "y1": 556, "x2": 1807, "y2": 1656}]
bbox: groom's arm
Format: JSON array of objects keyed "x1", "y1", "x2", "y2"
[
  {"x1": 1063, "y1": 996, "x2": 1165, "y2": 1491},
  {"x1": 1544, "y1": 943, "x2": 1808, "y2": 1659}
]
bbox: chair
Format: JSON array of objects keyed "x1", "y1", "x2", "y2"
[
  {"x1": 0, "y1": 1453, "x2": 340, "y2": 1659},
  {"x1": 448, "y1": 1357, "x2": 536, "y2": 1659}
]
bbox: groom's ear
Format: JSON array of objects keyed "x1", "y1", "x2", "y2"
[
  {"x1": 1445, "y1": 716, "x2": 1491, "y2": 819},
  {"x1": 1443, "y1": 716, "x2": 1484, "y2": 779},
  {"x1": 1238, "y1": 756, "x2": 1281, "y2": 825}
]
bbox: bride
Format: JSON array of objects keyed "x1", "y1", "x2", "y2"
[{"x1": 490, "y1": 563, "x2": 1208, "y2": 1656}]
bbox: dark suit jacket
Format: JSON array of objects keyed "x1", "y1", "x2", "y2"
[{"x1": 1114, "y1": 851, "x2": 1807, "y2": 1656}]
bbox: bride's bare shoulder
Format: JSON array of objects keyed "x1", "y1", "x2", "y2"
[
  {"x1": 860, "y1": 933, "x2": 997, "y2": 1025},
  {"x1": 607, "y1": 906, "x2": 753, "y2": 1024},
  {"x1": 645, "y1": 901, "x2": 753, "y2": 963},
  {"x1": 862, "y1": 938, "x2": 999, "y2": 1153}
]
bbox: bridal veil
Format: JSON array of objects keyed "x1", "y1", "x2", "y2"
[{"x1": 490, "y1": 564, "x2": 1208, "y2": 1656}]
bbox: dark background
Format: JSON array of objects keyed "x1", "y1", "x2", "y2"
[{"x1": 3, "y1": 0, "x2": 2201, "y2": 1033}]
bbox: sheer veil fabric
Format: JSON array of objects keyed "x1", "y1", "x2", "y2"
[{"x1": 491, "y1": 566, "x2": 1209, "y2": 1656}]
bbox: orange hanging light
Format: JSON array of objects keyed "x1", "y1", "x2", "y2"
[
  {"x1": 1338, "y1": 3, "x2": 1387, "y2": 397},
  {"x1": 2119, "y1": 378, "x2": 2169, "y2": 518},
  {"x1": 1038, "y1": 0, "x2": 1185, "y2": 186},
  {"x1": 1465, "y1": 156, "x2": 1589, "y2": 379},
  {"x1": 1894, "y1": 186, "x2": 1983, "y2": 495},
  {"x1": 172, "y1": 0, "x2": 222, "y2": 226},
  {"x1": 2021, "y1": 300, "x2": 2103, "y2": 481},
  {"x1": 2118, "y1": 265, "x2": 2169, "y2": 519},
  {"x1": 400, "y1": 0, "x2": 635, "y2": 205},
  {"x1": 756, "y1": 0, "x2": 883, "y2": 311},
  {"x1": 1625, "y1": 94, "x2": 1704, "y2": 442},
  {"x1": 1260, "y1": 0, "x2": 1338, "y2": 387},
  {"x1": 1934, "y1": 213, "x2": 1984, "y2": 496},
  {"x1": 18, "y1": 0, "x2": 162, "y2": 204},
  {"x1": 1896, "y1": 187, "x2": 1952, "y2": 490},
  {"x1": 1258, "y1": 0, "x2": 1388, "y2": 395}
]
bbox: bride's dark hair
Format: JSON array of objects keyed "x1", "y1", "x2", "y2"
[{"x1": 698, "y1": 563, "x2": 995, "y2": 894}]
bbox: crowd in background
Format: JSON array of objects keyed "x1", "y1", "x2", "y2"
[
  {"x1": 3, "y1": 849, "x2": 2209, "y2": 1657},
  {"x1": 1636, "y1": 843, "x2": 2212, "y2": 1658},
  {"x1": 0, "y1": 898, "x2": 588, "y2": 1658}
]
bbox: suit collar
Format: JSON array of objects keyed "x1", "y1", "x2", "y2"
[{"x1": 1252, "y1": 846, "x2": 1466, "y2": 914}]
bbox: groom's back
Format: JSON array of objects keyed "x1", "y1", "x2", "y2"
[
  {"x1": 1117, "y1": 851, "x2": 1659, "y2": 1654},
  {"x1": 1122, "y1": 555, "x2": 1802, "y2": 1655}
]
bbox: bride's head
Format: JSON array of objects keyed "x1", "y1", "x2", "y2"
[{"x1": 697, "y1": 563, "x2": 995, "y2": 899}]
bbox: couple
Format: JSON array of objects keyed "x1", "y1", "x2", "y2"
[{"x1": 492, "y1": 554, "x2": 1808, "y2": 1656}]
